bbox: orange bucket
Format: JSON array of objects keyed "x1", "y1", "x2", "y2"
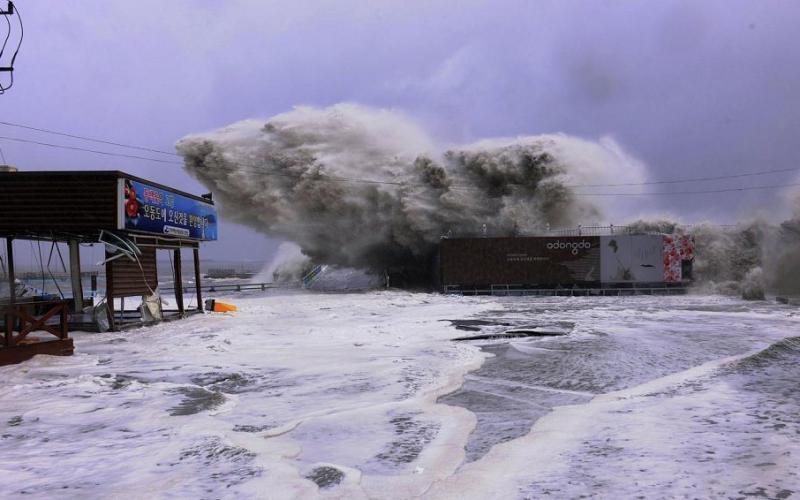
[{"x1": 205, "y1": 299, "x2": 238, "y2": 313}]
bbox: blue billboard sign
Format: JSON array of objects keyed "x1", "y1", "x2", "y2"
[{"x1": 119, "y1": 178, "x2": 218, "y2": 241}]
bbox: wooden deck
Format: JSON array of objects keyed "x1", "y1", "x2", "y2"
[
  {"x1": 0, "y1": 338, "x2": 74, "y2": 366},
  {"x1": 1, "y1": 300, "x2": 74, "y2": 366}
]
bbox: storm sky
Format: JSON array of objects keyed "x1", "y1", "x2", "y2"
[{"x1": 2, "y1": 0, "x2": 799, "y2": 261}]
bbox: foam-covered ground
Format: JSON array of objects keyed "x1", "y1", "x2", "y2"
[
  {"x1": 0, "y1": 292, "x2": 798, "y2": 499},
  {"x1": 436, "y1": 296, "x2": 800, "y2": 499}
]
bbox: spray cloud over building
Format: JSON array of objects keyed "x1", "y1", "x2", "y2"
[
  {"x1": 624, "y1": 216, "x2": 800, "y2": 296},
  {"x1": 176, "y1": 103, "x2": 647, "y2": 282}
]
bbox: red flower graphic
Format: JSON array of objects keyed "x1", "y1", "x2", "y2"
[
  {"x1": 125, "y1": 183, "x2": 139, "y2": 218},
  {"x1": 126, "y1": 197, "x2": 139, "y2": 217}
]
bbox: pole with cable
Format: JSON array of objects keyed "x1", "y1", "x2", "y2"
[{"x1": 0, "y1": 1, "x2": 22, "y2": 94}]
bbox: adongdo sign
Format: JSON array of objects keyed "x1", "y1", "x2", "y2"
[{"x1": 118, "y1": 178, "x2": 218, "y2": 241}]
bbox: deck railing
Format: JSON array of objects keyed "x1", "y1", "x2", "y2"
[{"x1": 2, "y1": 300, "x2": 69, "y2": 347}]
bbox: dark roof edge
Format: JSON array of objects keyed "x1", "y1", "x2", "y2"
[{"x1": 0, "y1": 170, "x2": 213, "y2": 204}]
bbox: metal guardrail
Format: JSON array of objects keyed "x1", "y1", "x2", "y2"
[
  {"x1": 161, "y1": 282, "x2": 300, "y2": 294},
  {"x1": 302, "y1": 264, "x2": 328, "y2": 288},
  {"x1": 442, "y1": 223, "x2": 738, "y2": 239},
  {"x1": 543, "y1": 225, "x2": 659, "y2": 237},
  {"x1": 16, "y1": 271, "x2": 99, "y2": 280},
  {"x1": 445, "y1": 285, "x2": 690, "y2": 296}
]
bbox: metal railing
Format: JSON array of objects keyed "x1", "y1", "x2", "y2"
[
  {"x1": 543, "y1": 225, "x2": 658, "y2": 237},
  {"x1": 160, "y1": 282, "x2": 300, "y2": 294},
  {"x1": 445, "y1": 285, "x2": 689, "y2": 296},
  {"x1": 441, "y1": 223, "x2": 739, "y2": 239},
  {"x1": 302, "y1": 265, "x2": 328, "y2": 288}
]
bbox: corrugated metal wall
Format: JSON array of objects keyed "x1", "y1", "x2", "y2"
[
  {"x1": 0, "y1": 172, "x2": 118, "y2": 236},
  {"x1": 107, "y1": 247, "x2": 158, "y2": 297}
]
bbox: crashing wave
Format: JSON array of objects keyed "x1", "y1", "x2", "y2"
[{"x1": 176, "y1": 103, "x2": 645, "y2": 281}]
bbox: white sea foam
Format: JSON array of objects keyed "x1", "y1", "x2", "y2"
[
  {"x1": 0, "y1": 291, "x2": 497, "y2": 498},
  {"x1": 430, "y1": 296, "x2": 800, "y2": 499},
  {"x1": 0, "y1": 293, "x2": 797, "y2": 498}
]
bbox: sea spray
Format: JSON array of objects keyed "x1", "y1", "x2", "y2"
[
  {"x1": 176, "y1": 103, "x2": 646, "y2": 280},
  {"x1": 253, "y1": 242, "x2": 310, "y2": 283},
  {"x1": 740, "y1": 267, "x2": 766, "y2": 300},
  {"x1": 176, "y1": 103, "x2": 800, "y2": 292},
  {"x1": 627, "y1": 218, "x2": 800, "y2": 295}
]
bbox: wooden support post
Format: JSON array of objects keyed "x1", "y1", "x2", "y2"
[
  {"x1": 60, "y1": 301, "x2": 68, "y2": 339},
  {"x1": 193, "y1": 248, "x2": 203, "y2": 312},
  {"x1": 174, "y1": 249, "x2": 184, "y2": 316},
  {"x1": 105, "y1": 252, "x2": 116, "y2": 332},
  {"x1": 5, "y1": 237, "x2": 14, "y2": 347},
  {"x1": 68, "y1": 239, "x2": 83, "y2": 313},
  {"x1": 4, "y1": 310, "x2": 11, "y2": 347},
  {"x1": 6, "y1": 237, "x2": 14, "y2": 306}
]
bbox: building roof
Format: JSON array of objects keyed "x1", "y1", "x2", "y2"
[{"x1": 0, "y1": 170, "x2": 213, "y2": 242}]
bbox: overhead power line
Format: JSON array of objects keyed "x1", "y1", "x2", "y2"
[
  {"x1": 2, "y1": 119, "x2": 800, "y2": 190},
  {"x1": 1, "y1": 129, "x2": 799, "y2": 196},
  {"x1": 0, "y1": 134, "x2": 406, "y2": 186},
  {"x1": 0, "y1": 120, "x2": 180, "y2": 156},
  {"x1": 575, "y1": 182, "x2": 800, "y2": 196},
  {"x1": 0, "y1": 135, "x2": 182, "y2": 164},
  {"x1": 566, "y1": 166, "x2": 800, "y2": 188},
  {"x1": 1, "y1": 9, "x2": 10, "y2": 61}
]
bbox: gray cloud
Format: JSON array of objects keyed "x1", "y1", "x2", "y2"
[{"x1": 1, "y1": 0, "x2": 799, "y2": 260}]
